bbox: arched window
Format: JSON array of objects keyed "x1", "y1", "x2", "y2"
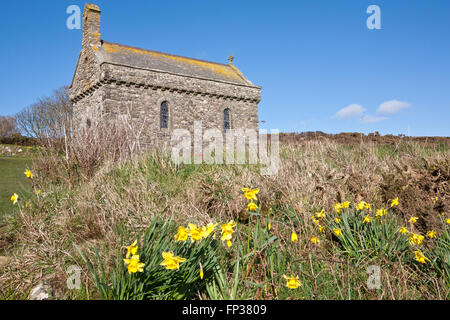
[
  {"x1": 160, "y1": 101, "x2": 169, "y2": 129},
  {"x1": 224, "y1": 108, "x2": 231, "y2": 131}
]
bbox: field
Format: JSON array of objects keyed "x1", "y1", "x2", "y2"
[
  {"x1": 0, "y1": 154, "x2": 32, "y2": 225},
  {"x1": 0, "y1": 137, "x2": 449, "y2": 300}
]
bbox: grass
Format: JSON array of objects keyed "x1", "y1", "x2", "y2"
[
  {"x1": 0, "y1": 139, "x2": 448, "y2": 300},
  {"x1": 0, "y1": 155, "x2": 33, "y2": 222}
]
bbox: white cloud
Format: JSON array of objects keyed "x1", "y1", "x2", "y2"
[
  {"x1": 361, "y1": 115, "x2": 388, "y2": 123},
  {"x1": 377, "y1": 100, "x2": 411, "y2": 115},
  {"x1": 335, "y1": 104, "x2": 365, "y2": 119}
]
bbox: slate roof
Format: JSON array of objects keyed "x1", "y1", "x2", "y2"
[{"x1": 96, "y1": 41, "x2": 255, "y2": 86}]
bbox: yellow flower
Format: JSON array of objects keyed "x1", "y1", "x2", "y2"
[
  {"x1": 362, "y1": 215, "x2": 371, "y2": 224},
  {"x1": 267, "y1": 220, "x2": 271, "y2": 231},
  {"x1": 24, "y1": 169, "x2": 33, "y2": 179},
  {"x1": 202, "y1": 223, "x2": 218, "y2": 238},
  {"x1": 10, "y1": 193, "x2": 19, "y2": 205},
  {"x1": 440, "y1": 212, "x2": 445, "y2": 216},
  {"x1": 413, "y1": 250, "x2": 430, "y2": 264},
  {"x1": 399, "y1": 227, "x2": 409, "y2": 235},
  {"x1": 242, "y1": 188, "x2": 259, "y2": 201},
  {"x1": 426, "y1": 230, "x2": 436, "y2": 239},
  {"x1": 312, "y1": 217, "x2": 320, "y2": 225},
  {"x1": 334, "y1": 203, "x2": 343, "y2": 214},
  {"x1": 318, "y1": 225, "x2": 324, "y2": 233},
  {"x1": 409, "y1": 217, "x2": 418, "y2": 224},
  {"x1": 316, "y1": 209, "x2": 325, "y2": 219},
  {"x1": 333, "y1": 228, "x2": 342, "y2": 237},
  {"x1": 433, "y1": 197, "x2": 438, "y2": 204},
  {"x1": 335, "y1": 218, "x2": 341, "y2": 224},
  {"x1": 174, "y1": 226, "x2": 190, "y2": 242},
  {"x1": 357, "y1": 201, "x2": 370, "y2": 211},
  {"x1": 160, "y1": 252, "x2": 186, "y2": 270},
  {"x1": 390, "y1": 197, "x2": 399, "y2": 207},
  {"x1": 220, "y1": 220, "x2": 236, "y2": 244},
  {"x1": 311, "y1": 236, "x2": 319, "y2": 244},
  {"x1": 188, "y1": 223, "x2": 203, "y2": 242},
  {"x1": 446, "y1": 218, "x2": 450, "y2": 224},
  {"x1": 282, "y1": 274, "x2": 301, "y2": 289},
  {"x1": 408, "y1": 233, "x2": 424, "y2": 246},
  {"x1": 123, "y1": 254, "x2": 145, "y2": 274},
  {"x1": 247, "y1": 201, "x2": 258, "y2": 212},
  {"x1": 376, "y1": 209, "x2": 386, "y2": 224},
  {"x1": 341, "y1": 201, "x2": 350, "y2": 208},
  {"x1": 126, "y1": 240, "x2": 138, "y2": 259},
  {"x1": 199, "y1": 263, "x2": 204, "y2": 279},
  {"x1": 291, "y1": 232, "x2": 298, "y2": 243},
  {"x1": 35, "y1": 189, "x2": 42, "y2": 195}
]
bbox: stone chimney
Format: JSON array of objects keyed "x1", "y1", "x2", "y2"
[{"x1": 82, "y1": 3, "x2": 101, "y2": 50}]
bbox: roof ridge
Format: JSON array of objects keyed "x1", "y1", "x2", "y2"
[{"x1": 101, "y1": 40, "x2": 232, "y2": 68}]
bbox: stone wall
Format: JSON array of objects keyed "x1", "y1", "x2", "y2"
[{"x1": 70, "y1": 3, "x2": 261, "y2": 150}]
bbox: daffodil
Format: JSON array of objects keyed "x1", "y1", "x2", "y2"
[
  {"x1": 357, "y1": 201, "x2": 370, "y2": 211},
  {"x1": 390, "y1": 197, "x2": 399, "y2": 207},
  {"x1": 399, "y1": 227, "x2": 409, "y2": 235},
  {"x1": 220, "y1": 220, "x2": 236, "y2": 246},
  {"x1": 242, "y1": 188, "x2": 259, "y2": 201},
  {"x1": 335, "y1": 218, "x2": 341, "y2": 224},
  {"x1": 426, "y1": 230, "x2": 436, "y2": 239},
  {"x1": 126, "y1": 240, "x2": 138, "y2": 259},
  {"x1": 409, "y1": 233, "x2": 424, "y2": 246},
  {"x1": 341, "y1": 201, "x2": 350, "y2": 209},
  {"x1": 376, "y1": 209, "x2": 386, "y2": 224},
  {"x1": 10, "y1": 193, "x2": 19, "y2": 205},
  {"x1": 24, "y1": 169, "x2": 33, "y2": 179},
  {"x1": 362, "y1": 215, "x2": 371, "y2": 224},
  {"x1": 334, "y1": 203, "x2": 343, "y2": 214},
  {"x1": 409, "y1": 217, "x2": 418, "y2": 224},
  {"x1": 333, "y1": 228, "x2": 342, "y2": 237},
  {"x1": 123, "y1": 254, "x2": 145, "y2": 274},
  {"x1": 291, "y1": 232, "x2": 298, "y2": 243},
  {"x1": 174, "y1": 226, "x2": 190, "y2": 242},
  {"x1": 318, "y1": 225, "x2": 324, "y2": 233},
  {"x1": 413, "y1": 250, "x2": 430, "y2": 264},
  {"x1": 376, "y1": 209, "x2": 386, "y2": 217},
  {"x1": 282, "y1": 274, "x2": 301, "y2": 289},
  {"x1": 247, "y1": 201, "x2": 258, "y2": 212},
  {"x1": 188, "y1": 223, "x2": 203, "y2": 242},
  {"x1": 316, "y1": 209, "x2": 325, "y2": 219},
  {"x1": 311, "y1": 236, "x2": 319, "y2": 244},
  {"x1": 160, "y1": 252, "x2": 186, "y2": 270},
  {"x1": 446, "y1": 218, "x2": 450, "y2": 225},
  {"x1": 202, "y1": 223, "x2": 218, "y2": 238}
]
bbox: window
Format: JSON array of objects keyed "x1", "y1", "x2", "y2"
[
  {"x1": 224, "y1": 108, "x2": 231, "y2": 131},
  {"x1": 160, "y1": 101, "x2": 169, "y2": 129}
]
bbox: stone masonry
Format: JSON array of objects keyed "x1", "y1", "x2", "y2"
[{"x1": 69, "y1": 3, "x2": 261, "y2": 148}]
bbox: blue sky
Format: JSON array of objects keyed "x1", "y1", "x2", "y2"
[{"x1": 1, "y1": 0, "x2": 449, "y2": 136}]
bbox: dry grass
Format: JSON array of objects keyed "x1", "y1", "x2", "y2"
[{"x1": 0, "y1": 137, "x2": 448, "y2": 299}]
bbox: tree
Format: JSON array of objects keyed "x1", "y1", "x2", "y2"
[
  {"x1": 15, "y1": 86, "x2": 72, "y2": 141},
  {"x1": 0, "y1": 116, "x2": 19, "y2": 138}
]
